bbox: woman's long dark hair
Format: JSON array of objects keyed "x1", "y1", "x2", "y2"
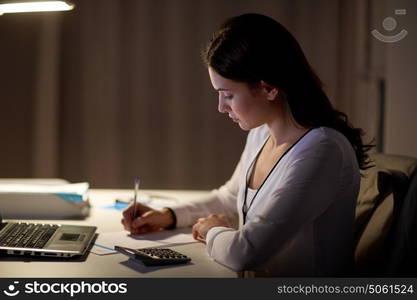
[{"x1": 202, "y1": 13, "x2": 373, "y2": 170}]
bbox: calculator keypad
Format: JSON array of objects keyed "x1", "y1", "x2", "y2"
[{"x1": 134, "y1": 248, "x2": 191, "y2": 266}]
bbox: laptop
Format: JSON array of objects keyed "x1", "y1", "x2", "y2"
[{"x1": 0, "y1": 213, "x2": 96, "y2": 258}]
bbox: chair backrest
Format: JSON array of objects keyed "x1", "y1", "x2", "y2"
[{"x1": 354, "y1": 153, "x2": 417, "y2": 276}]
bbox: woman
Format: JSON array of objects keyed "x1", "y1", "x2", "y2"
[{"x1": 121, "y1": 13, "x2": 372, "y2": 276}]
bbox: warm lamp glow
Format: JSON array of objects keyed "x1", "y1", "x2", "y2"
[{"x1": 0, "y1": 1, "x2": 74, "y2": 15}]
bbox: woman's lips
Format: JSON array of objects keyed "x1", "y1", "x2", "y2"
[{"x1": 229, "y1": 114, "x2": 239, "y2": 122}]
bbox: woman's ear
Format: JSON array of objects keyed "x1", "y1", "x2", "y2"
[{"x1": 260, "y1": 81, "x2": 279, "y2": 101}]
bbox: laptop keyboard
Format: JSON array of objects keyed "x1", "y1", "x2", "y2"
[{"x1": 0, "y1": 223, "x2": 59, "y2": 249}]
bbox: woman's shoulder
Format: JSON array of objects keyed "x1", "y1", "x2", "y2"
[
  {"x1": 245, "y1": 125, "x2": 355, "y2": 161},
  {"x1": 291, "y1": 126, "x2": 357, "y2": 163},
  {"x1": 247, "y1": 125, "x2": 349, "y2": 148},
  {"x1": 304, "y1": 127, "x2": 351, "y2": 149}
]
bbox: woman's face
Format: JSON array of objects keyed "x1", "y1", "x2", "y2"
[{"x1": 208, "y1": 67, "x2": 276, "y2": 131}]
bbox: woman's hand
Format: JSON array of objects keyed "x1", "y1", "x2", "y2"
[
  {"x1": 121, "y1": 203, "x2": 175, "y2": 234},
  {"x1": 192, "y1": 214, "x2": 232, "y2": 241}
]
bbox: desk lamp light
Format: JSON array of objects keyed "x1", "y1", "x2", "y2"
[{"x1": 0, "y1": 1, "x2": 74, "y2": 15}]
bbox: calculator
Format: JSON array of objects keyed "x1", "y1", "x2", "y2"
[{"x1": 115, "y1": 246, "x2": 191, "y2": 266}]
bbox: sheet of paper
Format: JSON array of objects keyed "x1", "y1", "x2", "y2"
[
  {"x1": 92, "y1": 231, "x2": 163, "y2": 255},
  {"x1": 92, "y1": 229, "x2": 196, "y2": 255}
]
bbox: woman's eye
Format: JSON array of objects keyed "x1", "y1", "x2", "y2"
[{"x1": 223, "y1": 94, "x2": 233, "y2": 100}]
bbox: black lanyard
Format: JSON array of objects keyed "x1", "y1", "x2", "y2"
[{"x1": 242, "y1": 128, "x2": 313, "y2": 224}]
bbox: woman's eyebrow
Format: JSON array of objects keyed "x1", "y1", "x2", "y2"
[{"x1": 215, "y1": 88, "x2": 230, "y2": 91}]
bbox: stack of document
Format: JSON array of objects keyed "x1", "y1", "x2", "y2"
[{"x1": 0, "y1": 180, "x2": 90, "y2": 219}]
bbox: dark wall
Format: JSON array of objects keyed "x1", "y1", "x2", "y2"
[{"x1": 0, "y1": 15, "x2": 39, "y2": 177}]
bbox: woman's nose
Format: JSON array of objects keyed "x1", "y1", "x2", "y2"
[{"x1": 218, "y1": 97, "x2": 230, "y2": 113}]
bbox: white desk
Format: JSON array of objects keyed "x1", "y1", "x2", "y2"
[{"x1": 0, "y1": 189, "x2": 237, "y2": 278}]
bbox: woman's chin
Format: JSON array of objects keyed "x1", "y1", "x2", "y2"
[{"x1": 238, "y1": 122, "x2": 250, "y2": 131}]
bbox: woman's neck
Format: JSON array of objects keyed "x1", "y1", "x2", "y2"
[{"x1": 266, "y1": 108, "x2": 309, "y2": 148}]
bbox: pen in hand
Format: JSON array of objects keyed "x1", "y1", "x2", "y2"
[{"x1": 132, "y1": 177, "x2": 140, "y2": 220}]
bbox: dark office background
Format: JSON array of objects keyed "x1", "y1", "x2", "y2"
[{"x1": 0, "y1": 0, "x2": 416, "y2": 189}]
